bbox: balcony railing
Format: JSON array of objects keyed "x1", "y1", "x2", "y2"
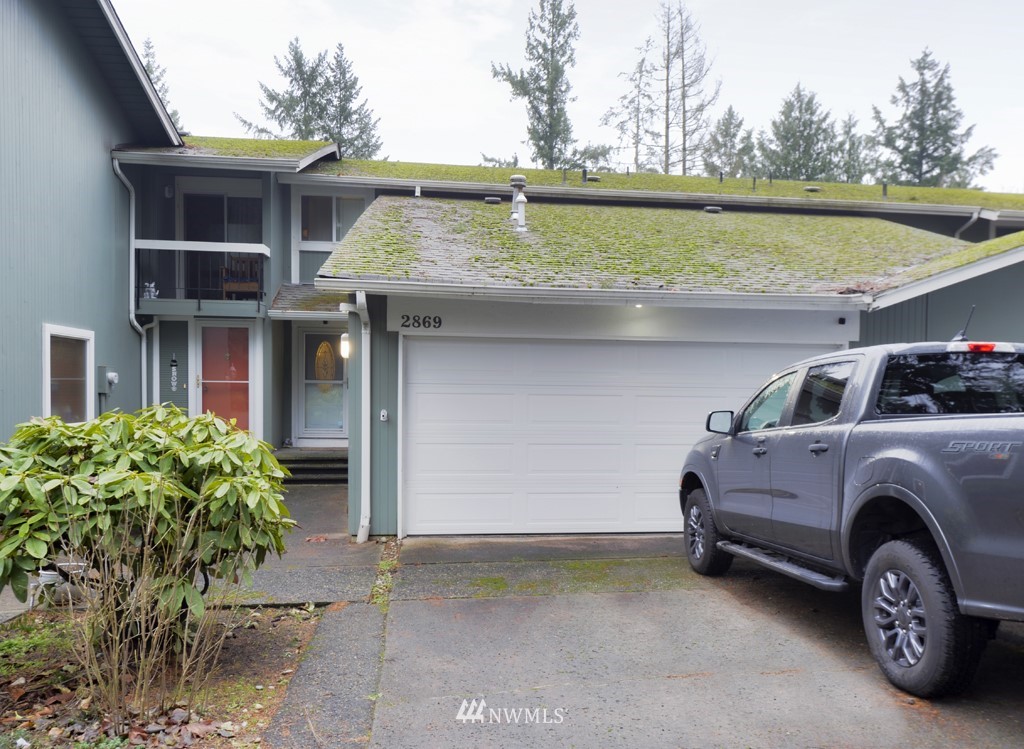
[{"x1": 135, "y1": 240, "x2": 269, "y2": 313}]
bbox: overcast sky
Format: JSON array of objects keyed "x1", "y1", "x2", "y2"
[{"x1": 112, "y1": 0, "x2": 1024, "y2": 193}]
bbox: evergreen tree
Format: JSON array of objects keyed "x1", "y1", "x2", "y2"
[
  {"x1": 324, "y1": 44, "x2": 382, "y2": 159},
  {"x1": 601, "y1": 38, "x2": 658, "y2": 173},
  {"x1": 237, "y1": 38, "x2": 382, "y2": 158},
  {"x1": 492, "y1": 0, "x2": 579, "y2": 169},
  {"x1": 141, "y1": 38, "x2": 182, "y2": 130},
  {"x1": 836, "y1": 114, "x2": 870, "y2": 184},
  {"x1": 703, "y1": 106, "x2": 755, "y2": 178},
  {"x1": 758, "y1": 84, "x2": 837, "y2": 181},
  {"x1": 872, "y1": 49, "x2": 996, "y2": 187}
]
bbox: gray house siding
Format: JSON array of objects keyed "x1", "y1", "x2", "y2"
[
  {"x1": 857, "y1": 263, "x2": 1024, "y2": 347},
  {"x1": 157, "y1": 321, "x2": 190, "y2": 410},
  {"x1": 0, "y1": 0, "x2": 145, "y2": 437},
  {"x1": 346, "y1": 297, "x2": 399, "y2": 535}
]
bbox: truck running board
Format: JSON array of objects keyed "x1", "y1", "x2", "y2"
[{"x1": 717, "y1": 541, "x2": 849, "y2": 592}]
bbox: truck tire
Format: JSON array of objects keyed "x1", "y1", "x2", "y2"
[
  {"x1": 683, "y1": 489, "x2": 733, "y2": 576},
  {"x1": 862, "y1": 537, "x2": 989, "y2": 698}
]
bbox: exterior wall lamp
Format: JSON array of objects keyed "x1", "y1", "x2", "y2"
[{"x1": 340, "y1": 332, "x2": 350, "y2": 359}]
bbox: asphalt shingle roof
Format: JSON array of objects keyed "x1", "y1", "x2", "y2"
[{"x1": 319, "y1": 196, "x2": 1024, "y2": 296}]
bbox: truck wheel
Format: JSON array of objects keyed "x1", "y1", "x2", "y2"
[
  {"x1": 862, "y1": 537, "x2": 989, "y2": 698},
  {"x1": 683, "y1": 489, "x2": 733, "y2": 576}
]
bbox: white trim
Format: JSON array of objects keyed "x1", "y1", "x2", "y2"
[
  {"x1": 136, "y1": 238, "x2": 271, "y2": 258},
  {"x1": 42, "y1": 324, "x2": 95, "y2": 422},
  {"x1": 315, "y1": 277, "x2": 868, "y2": 311},
  {"x1": 291, "y1": 324, "x2": 349, "y2": 446},
  {"x1": 268, "y1": 309, "x2": 350, "y2": 321},
  {"x1": 869, "y1": 244, "x2": 1024, "y2": 310},
  {"x1": 290, "y1": 189, "x2": 301, "y2": 284},
  {"x1": 151, "y1": 322, "x2": 161, "y2": 406}
]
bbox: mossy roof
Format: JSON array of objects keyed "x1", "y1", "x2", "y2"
[
  {"x1": 318, "y1": 196, "x2": 1024, "y2": 297},
  {"x1": 119, "y1": 136, "x2": 334, "y2": 161},
  {"x1": 311, "y1": 158, "x2": 1024, "y2": 212}
]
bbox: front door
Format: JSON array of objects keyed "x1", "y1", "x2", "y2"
[
  {"x1": 295, "y1": 329, "x2": 347, "y2": 445},
  {"x1": 197, "y1": 323, "x2": 252, "y2": 430}
]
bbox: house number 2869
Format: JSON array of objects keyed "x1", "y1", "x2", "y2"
[{"x1": 400, "y1": 314, "x2": 443, "y2": 329}]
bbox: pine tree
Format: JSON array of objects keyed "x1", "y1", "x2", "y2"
[
  {"x1": 872, "y1": 49, "x2": 996, "y2": 187},
  {"x1": 236, "y1": 38, "x2": 382, "y2": 158},
  {"x1": 703, "y1": 106, "x2": 755, "y2": 178},
  {"x1": 492, "y1": 0, "x2": 579, "y2": 169},
  {"x1": 836, "y1": 114, "x2": 870, "y2": 184},
  {"x1": 141, "y1": 38, "x2": 182, "y2": 130},
  {"x1": 324, "y1": 44, "x2": 382, "y2": 159},
  {"x1": 758, "y1": 84, "x2": 837, "y2": 181}
]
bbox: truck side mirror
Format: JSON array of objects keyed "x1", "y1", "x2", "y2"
[{"x1": 706, "y1": 410, "x2": 735, "y2": 435}]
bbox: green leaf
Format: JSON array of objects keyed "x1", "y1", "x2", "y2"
[
  {"x1": 24, "y1": 536, "x2": 47, "y2": 559},
  {"x1": 8, "y1": 565, "x2": 29, "y2": 602},
  {"x1": 183, "y1": 583, "x2": 205, "y2": 618}
]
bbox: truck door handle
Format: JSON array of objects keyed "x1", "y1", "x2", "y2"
[
  {"x1": 752, "y1": 447, "x2": 768, "y2": 456},
  {"x1": 809, "y1": 443, "x2": 829, "y2": 454}
]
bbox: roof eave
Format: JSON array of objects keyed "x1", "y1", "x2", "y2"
[
  {"x1": 97, "y1": 0, "x2": 181, "y2": 147},
  {"x1": 112, "y1": 150, "x2": 314, "y2": 173},
  {"x1": 313, "y1": 276, "x2": 869, "y2": 311},
  {"x1": 280, "y1": 173, "x2": 985, "y2": 218},
  {"x1": 871, "y1": 244, "x2": 1024, "y2": 310}
]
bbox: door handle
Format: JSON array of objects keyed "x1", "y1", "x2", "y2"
[
  {"x1": 808, "y1": 443, "x2": 829, "y2": 454},
  {"x1": 752, "y1": 447, "x2": 768, "y2": 456}
]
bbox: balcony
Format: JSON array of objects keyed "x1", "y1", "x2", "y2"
[{"x1": 135, "y1": 239, "x2": 270, "y2": 317}]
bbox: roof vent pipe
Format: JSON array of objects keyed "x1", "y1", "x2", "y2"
[
  {"x1": 510, "y1": 174, "x2": 527, "y2": 225},
  {"x1": 515, "y1": 192, "x2": 528, "y2": 231}
]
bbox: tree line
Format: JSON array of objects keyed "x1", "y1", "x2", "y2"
[{"x1": 143, "y1": 0, "x2": 996, "y2": 188}]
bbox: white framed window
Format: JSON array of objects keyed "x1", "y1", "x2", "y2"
[
  {"x1": 43, "y1": 323, "x2": 95, "y2": 422},
  {"x1": 299, "y1": 195, "x2": 366, "y2": 243}
]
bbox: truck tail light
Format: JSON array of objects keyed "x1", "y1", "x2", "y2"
[{"x1": 947, "y1": 342, "x2": 1013, "y2": 353}]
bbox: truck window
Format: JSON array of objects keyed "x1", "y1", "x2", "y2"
[
  {"x1": 739, "y1": 372, "x2": 797, "y2": 432},
  {"x1": 876, "y1": 353, "x2": 1024, "y2": 415},
  {"x1": 792, "y1": 361, "x2": 855, "y2": 425}
]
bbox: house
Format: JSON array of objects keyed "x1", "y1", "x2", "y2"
[{"x1": 5, "y1": 0, "x2": 1024, "y2": 542}]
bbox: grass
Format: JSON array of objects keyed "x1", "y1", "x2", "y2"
[{"x1": 182, "y1": 136, "x2": 332, "y2": 160}]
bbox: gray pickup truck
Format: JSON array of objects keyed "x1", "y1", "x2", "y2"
[{"x1": 679, "y1": 340, "x2": 1024, "y2": 697}]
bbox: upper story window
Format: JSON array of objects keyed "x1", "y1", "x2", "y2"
[
  {"x1": 300, "y1": 195, "x2": 365, "y2": 242},
  {"x1": 43, "y1": 324, "x2": 94, "y2": 423},
  {"x1": 177, "y1": 178, "x2": 263, "y2": 243}
]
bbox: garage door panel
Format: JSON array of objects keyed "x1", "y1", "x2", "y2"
[
  {"x1": 526, "y1": 444, "x2": 621, "y2": 474},
  {"x1": 410, "y1": 491, "x2": 517, "y2": 532},
  {"x1": 404, "y1": 337, "x2": 835, "y2": 534},
  {"x1": 527, "y1": 393, "x2": 624, "y2": 425},
  {"x1": 408, "y1": 442, "x2": 515, "y2": 475},
  {"x1": 526, "y1": 492, "x2": 622, "y2": 525}
]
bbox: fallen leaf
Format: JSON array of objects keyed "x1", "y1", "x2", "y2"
[{"x1": 305, "y1": 535, "x2": 327, "y2": 543}]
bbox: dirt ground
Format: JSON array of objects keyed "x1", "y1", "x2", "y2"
[{"x1": 0, "y1": 604, "x2": 325, "y2": 748}]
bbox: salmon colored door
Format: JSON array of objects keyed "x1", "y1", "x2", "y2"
[{"x1": 200, "y1": 325, "x2": 250, "y2": 430}]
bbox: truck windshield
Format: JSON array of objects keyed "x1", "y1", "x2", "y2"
[{"x1": 877, "y1": 353, "x2": 1024, "y2": 415}]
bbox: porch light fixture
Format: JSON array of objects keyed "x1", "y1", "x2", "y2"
[{"x1": 340, "y1": 332, "x2": 350, "y2": 359}]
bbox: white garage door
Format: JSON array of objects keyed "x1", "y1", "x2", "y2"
[{"x1": 403, "y1": 337, "x2": 833, "y2": 535}]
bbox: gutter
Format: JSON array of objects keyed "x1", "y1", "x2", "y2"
[
  {"x1": 339, "y1": 293, "x2": 373, "y2": 543},
  {"x1": 315, "y1": 277, "x2": 870, "y2": 312},
  {"x1": 112, "y1": 158, "x2": 149, "y2": 407}
]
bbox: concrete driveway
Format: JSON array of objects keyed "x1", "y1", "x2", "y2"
[{"x1": 259, "y1": 495, "x2": 1024, "y2": 749}]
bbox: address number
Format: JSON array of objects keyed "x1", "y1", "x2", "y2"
[{"x1": 400, "y1": 314, "x2": 443, "y2": 329}]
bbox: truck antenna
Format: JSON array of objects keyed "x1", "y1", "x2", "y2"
[{"x1": 952, "y1": 305, "x2": 976, "y2": 342}]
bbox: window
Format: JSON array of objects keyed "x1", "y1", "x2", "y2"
[
  {"x1": 739, "y1": 371, "x2": 797, "y2": 432},
  {"x1": 43, "y1": 324, "x2": 94, "y2": 422},
  {"x1": 792, "y1": 361, "x2": 856, "y2": 426},
  {"x1": 183, "y1": 194, "x2": 262, "y2": 243},
  {"x1": 300, "y1": 196, "x2": 365, "y2": 242},
  {"x1": 877, "y1": 353, "x2": 1024, "y2": 415}
]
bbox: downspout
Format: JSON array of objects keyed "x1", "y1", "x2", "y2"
[
  {"x1": 954, "y1": 208, "x2": 981, "y2": 240},
  {"x1": 355, "y1": 291, "x2": 372, "y2": 543},
  {"x1": 112, "y1": 158, "x2": 148, "y2": 406}
]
